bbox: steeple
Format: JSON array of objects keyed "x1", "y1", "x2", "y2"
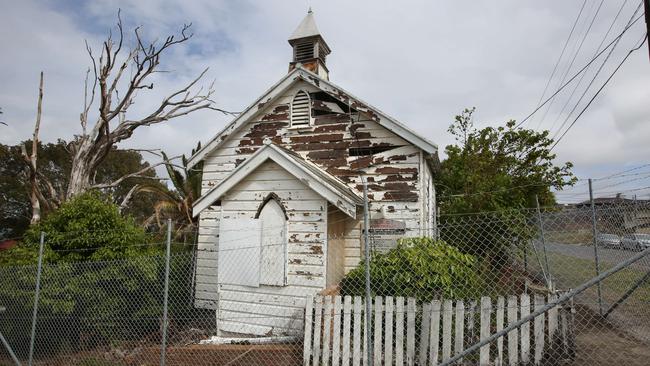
[{"x1": 288, "y1": 8, "x2": 331, "y2": 80}]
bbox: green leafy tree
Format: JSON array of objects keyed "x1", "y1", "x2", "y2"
[
  {"x1": 436, "y1": 108, "x2": 576, "y2": 264},
  {"x1": 437, "y1": 107, "x2": 576, "y2": 213},
  {"x1": 19, "y1": 192, "x2": 155, "y2": 262},
  {"x1": 0, "y1": 141, "x2": 164, "y2": 240},
  {"x1": 341, "y1": 238, "x2": 483, "y2": 301}
]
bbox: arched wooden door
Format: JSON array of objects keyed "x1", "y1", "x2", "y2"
[{"x1": 258, "y1": 198, "x2": 287, "y2": 286}]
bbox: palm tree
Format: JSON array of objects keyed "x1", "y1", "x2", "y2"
[{"x1": 139, "y1": 143, "x2": 202, "y2": 240}]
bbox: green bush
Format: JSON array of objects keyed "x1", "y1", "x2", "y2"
[
  {"x1": 340, "y1": 237, "x2": 483, "y2": 301},
  {"x1": 21, "y1": 191, "x2": 154, "y2": 262},
  {"x1": 0, "y1": 193, "x2": 175, "y2": 358}
]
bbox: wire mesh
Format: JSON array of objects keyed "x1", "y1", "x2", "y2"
[{"x1": 1, "y1": 200, "x2": 649, "y2": 365}]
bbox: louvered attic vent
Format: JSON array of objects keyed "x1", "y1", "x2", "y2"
[
  {"x1": 291, "y1": 91, "x2": 311, "y2": 127},
  {"x1": 294, "y1": 40, "x2": 315, "y2": 63}
]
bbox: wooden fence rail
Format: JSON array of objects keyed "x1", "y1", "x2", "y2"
[{"x1": 303, "y1": 294, "x2": 574, "y2": 366}]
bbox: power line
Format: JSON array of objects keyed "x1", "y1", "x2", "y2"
[
  {"x1": 551, "y1": 1, "x2": 644, "y2": 141},
  {"x1": 536, "y1": 0, "x2": 604, "y2": 130},
  {"x1": 515, "y1": 13, "x2": 645, "y2": 128},
  {"x1": 598, "y1": 163, "x2": 650, "y2": 180},
  {"x1": 550, "y1": 33, "x2": 648, "y2": 151},
  {"x1": 548, "y1": 0, "x2": 630, "y2": 134},
  {"x1": 532, "y1": 0, "x2": 588, "y2": 127},
  {"x1": 594, "y1": 173, "x2": 650, "y2": 190}
]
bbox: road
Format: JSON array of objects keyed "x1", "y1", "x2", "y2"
[{"x1": 543, "y1": 242, "x2": 650, "y2": 271}]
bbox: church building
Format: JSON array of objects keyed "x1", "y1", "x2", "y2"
[{"x1": 187, "y1": 10, "x2": 438, "y2": 337}]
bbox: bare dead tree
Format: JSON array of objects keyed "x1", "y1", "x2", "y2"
[
  {"x1": 21, "y1": 72, "x2": 44, "y2": 224},
  {"x1": 65, "y1": 12, "x2": 233, "y2": 199}
]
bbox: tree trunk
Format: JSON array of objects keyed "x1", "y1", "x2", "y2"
[
  {"x1": 24, "y1": 72, "x2": 44, "y2": 224},
  {"x1": 66, "y1": 137, "x2": 106, "y2": 199},
  {"x1": 66, "y1": 157, "x2": 93, "y2": 199}
]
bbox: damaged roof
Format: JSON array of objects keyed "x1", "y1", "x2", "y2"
[
  {"x1": 187, "y1": 66, "x2": 438, "y2": 169},
  {"x1": 192, "y1": 141, "x2": 363, "y2": 218}
]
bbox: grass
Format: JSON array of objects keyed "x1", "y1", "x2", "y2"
[
  {"x1": 544, "y1": 229, "x2": 593, "y2": 245},
  {"x1": 544, "y1": 251, "x2": 650, "y2": 331}
]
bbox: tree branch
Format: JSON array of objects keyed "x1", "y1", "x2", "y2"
[
  {"x1": 119, "y1": 183, "x2": 140, "y2": 213},
  {"x1": 90, "y1": 156, "x2": 178, "y2": 190}
]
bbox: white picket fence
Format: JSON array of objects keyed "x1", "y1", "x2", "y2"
[{"x1": 303, "y1": 294, "x2": 573, "y2": 366}]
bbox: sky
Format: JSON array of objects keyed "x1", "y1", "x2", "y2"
[{"x1": 1, "y1": 0, "x2": 649, "y2": 203}]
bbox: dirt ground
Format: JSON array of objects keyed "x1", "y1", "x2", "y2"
[
  {"x1": 569, "y1": 305, "x2": 650, "y2": 366},
  {"x1": 4, "y1": 306, "x2": 650, "y2": 366},
  {"x1": 129, "y1": 343, "x2": 302, "y2": 366}
]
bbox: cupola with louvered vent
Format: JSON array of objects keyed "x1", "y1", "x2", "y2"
[
  {"x1": 288, "y1": 9, "x2": 331, "y2": 80},
  {"x1": 290, "y1": 90, "x2": 311, "y2": 127}
]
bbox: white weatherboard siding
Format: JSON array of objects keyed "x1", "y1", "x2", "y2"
[
  {"x1": 200, "y1": 81, "x2": 418, "y2": 198},
  {"x1": 420, "y1": 156, "x2": 435, "y2": 237},
  {"x1": 216, "y1": 160, "x2": 327, "y2": 336},
  {"x1": 198, "y1": 82, "x2": 427, "y2": 272},
  {"x1": 194, "y1": 206, "x2": 220, "y2": 309}
]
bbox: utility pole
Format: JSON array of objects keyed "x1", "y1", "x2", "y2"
[{"x1": 645, "y1": 0, "x2": 650, "y2": 60}]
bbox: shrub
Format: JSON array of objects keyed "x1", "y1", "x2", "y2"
[
  {"x1": 21, "y1": 191, "x2": 154, "y2": 262},
  {"x1": 340, "y1": 237, "x2": 483, "y2": 301},
  {"x1": 0, "y1": 192, "x2": 173, "y2": 357}
]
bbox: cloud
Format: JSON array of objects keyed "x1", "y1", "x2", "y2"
[{"x1": 1, "y1": 0, "x2": 649, "y2": 201}]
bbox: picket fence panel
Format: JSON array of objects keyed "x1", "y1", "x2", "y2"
[{"x1": 303, "y1": 293, "x2": 571, "y2": 366}]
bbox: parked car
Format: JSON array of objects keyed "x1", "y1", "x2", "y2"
[
  {"x1": 621, "y1": 234, "x2": 650, "y2": 251},
  {"x1": 596, "y1": 233, "x2": 621, "y2": 249}
]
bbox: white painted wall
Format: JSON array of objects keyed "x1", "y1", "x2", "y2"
[
  {"x1": 216, "y1": 161, "x2": 327, "y2": 336},
  {"x1": 194, "y1": 79, "x2": 438, "y2": 320}
]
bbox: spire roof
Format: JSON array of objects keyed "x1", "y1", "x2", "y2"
[{"x1": 288, "y1": 8, "x2": 322, "y2": 41}]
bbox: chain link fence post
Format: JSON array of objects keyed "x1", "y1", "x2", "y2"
[
  {"x1": 361, "y1": 178, "x2": 373, "y2": 365},
  {"x1": 160, "y1": 220, "x2": 172, "y2": 366},
  {"x1": 535, "y1": 195, "x2": 552, "y2": 289},
  {"x1": 588, "y1": 178, "x2": 604, "y2": 315},
  {"x1": 27, "y1": 232, "x2": 45, "y2": 366}
]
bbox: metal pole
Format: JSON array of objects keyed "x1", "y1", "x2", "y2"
[
  {"x1": 0, "y1": 330, "x2": 22, "y2": 366},
  {"x1": 439, "y1": 246, "x2": 650, "y2": 366},
  {"x1": 643, "y1": 0, "x2": 650, "y2": 60},
  {"x1": 27, "y1": 232, "x2": 45, "y2": 366},
  {"x1": 634, "y1": 194, "x2": 638, "y2": 229},
  {"x1": 588, "y1": 179, "x2": 604, "y2": 315},
  {"x1": 535, "y1": 195, "x2": 552, "y2": 289},
  {"x1": 604, "y1": 270, "x2": 650, "y2": 318},
  {"x1": 433, "y1": 187, "x2": 440, "y2": 241},
  {"x1": 160, "y1": 220, "x2": 172, "y2": 366},
  {"x1": 0, "y1": 306, "x2": 22, "y2": 366},
  {"x1": 361, "y1": 178, "x2": 373, "y2": 364}
]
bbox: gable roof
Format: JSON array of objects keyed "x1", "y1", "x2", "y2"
[
  {"x1": 192, "y1": 141, "x2": 363, "y2": 218},
  {"x1": 187, "y1": 66, "x2": 438, "y2": 170}
]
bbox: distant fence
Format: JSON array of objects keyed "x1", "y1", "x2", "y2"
[{"x1": 303, "y1": 294, "x2": 575, "y2": 366}]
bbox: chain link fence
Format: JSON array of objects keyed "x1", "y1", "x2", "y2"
[{"x1": 1, "y1": 200, "x2": 650, "y2": 365}]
